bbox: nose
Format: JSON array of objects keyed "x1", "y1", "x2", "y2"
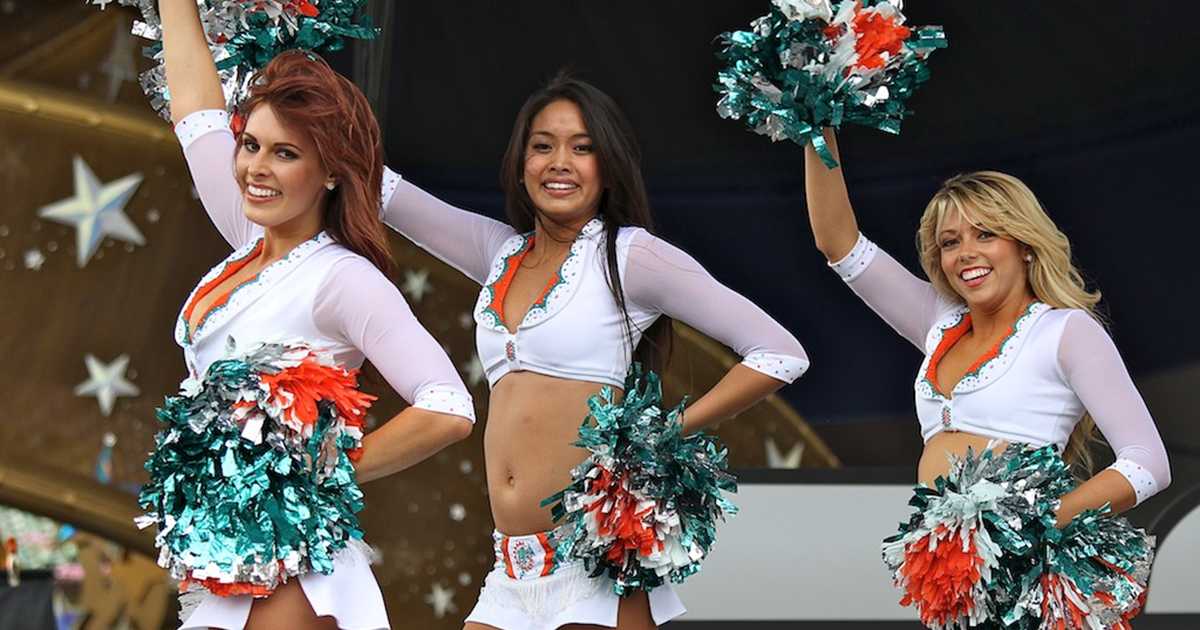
[
  {"x1": 248, "y1": 150, "x2": 271, "y2": 179},
  {"x1": 548, "y1": 145, "x2": 572, "y2": 174}
]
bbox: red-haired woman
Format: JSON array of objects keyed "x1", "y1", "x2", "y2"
[{"x1": 151, "y1": 3, "x2": 475, "y2": 628}]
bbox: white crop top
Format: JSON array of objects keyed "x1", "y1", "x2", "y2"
[
  {"x1": 380, "y1": 169, "x2": 810, "y2": 389},
  {"x1": 831, "y1": 233, "x2": 1170, "y2": 505},
  {"x1": 174, "y1": 110, "x2": 475, "y2": 423}
]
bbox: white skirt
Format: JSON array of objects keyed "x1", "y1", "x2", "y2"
[
  {"x1": 464, "y1": 561, "x2": 686, "y2": 629},
  {"x1": 179, "y1": 543, "x2": 389, "y2": 630}
]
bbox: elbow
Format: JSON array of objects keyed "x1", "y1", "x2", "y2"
[{"x1": 443, "y1": 415, "x2": 474, "y2": 444}]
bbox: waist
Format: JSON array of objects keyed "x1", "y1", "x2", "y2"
[{"x1": 492, "y1": 526, "x2": 575, "y2": 580}]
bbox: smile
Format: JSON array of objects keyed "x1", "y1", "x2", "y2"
[
  {"x1": 959, "y1": 266, "x2": 992, "y2": 286},
  {"x1": 246, "y1": 184, "x2": 282, "y2": 201}
]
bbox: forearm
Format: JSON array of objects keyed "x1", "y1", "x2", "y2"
[
  {"x1": 160, "y1": 0, "x2": 225, "y2": 121},
  {"x1": 1054, "y1": 468, "x2": 1138, "y2": 528},
  {"x1": 680, "y1": 364, "x2": 786, "y2": 434},
  {"x1": 353, "y1": 407, "x2": 473, "y2": 484},
  {"x1": 804, "y1": 128, "x2": 860, "y2": 261}
]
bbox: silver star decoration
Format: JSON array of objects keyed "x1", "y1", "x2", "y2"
[
  {"x1": 458, "y1": 311, "x2": 474, "y2": 329},
  {"x1": 75, "y1": 354, "x2": 140, "y2": 417},
  {"x1": 401, "y1": 268, "x2": 432, "y2": 302},
  {"x1": 449, "y1": 503, "x2": 466, "y2": 522},
  {"x1": 424, "y1": 583, "x2": 457, "y2": 618},
  {"x1": 23, "y1": 248, "x2": 44, "y2": 270},
  {"x1": 99, "y1": 17, "x2": 137, "y2": 103},
  {"x1": 38, "y1": 156, "x2": 145, "y2": 267},
  {"x1": 461, "y1": 354, "x2": 485, "y2": 387},
  {"x1": 765, "y1": 437, "x2": 804, "y2": 469}
]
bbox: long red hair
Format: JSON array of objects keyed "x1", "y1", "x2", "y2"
[{"x1": 239, "y1": 50, "x2": 392, "y2": 272}]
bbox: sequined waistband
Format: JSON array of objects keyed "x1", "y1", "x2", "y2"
[{"x1": 492, "y1": 527, "x2": 572, "y2": 580}]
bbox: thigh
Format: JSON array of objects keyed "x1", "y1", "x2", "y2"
[
  {"x1": 245, "y1": 580, "x2": 338, "y2": 630},
  {"x1": 559, "y1": 590, "x2": 656, "y2": 630}
]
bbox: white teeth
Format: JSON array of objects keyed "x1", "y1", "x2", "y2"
[
  {"x1": 961, "y1": 267, "x2": 991, "y2": 281},
  {"x1": 247, "y1": 185, "x2": 281, "y2": 198},
  {"x1": 544, "y1": 182, "x2": 577, "y2": 190}
]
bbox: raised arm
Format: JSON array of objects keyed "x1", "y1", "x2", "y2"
[
  {"x1": 313, "y1": 257, "x2": 475, "y2": 483},
  {"x1": 623, "y1": 231, "x2": 809, "y2": 433},
  {"x1": 808, "y1": 129, "x2": 950, "y2": 348},
  {"x1": 1053, "y1": 311, "x2": 1171, "y2": 525},
  {"x1": 380, "y1": 168, "x2": 516, "y2": 285},
  {"x1": 160, "y1": 0, "x2": 224, "y2": 123}
]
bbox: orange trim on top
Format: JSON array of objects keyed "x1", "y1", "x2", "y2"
[
  {"x1": 487, "y1": 236, "x2": 562, "y2": 329},
  {"x1": 925, "y1": 311, "x2": 1024, "y2": 396},
  {"x1": 536, "y1": 532, "x2": 555, "y2": 577},
  {"x1": 183, "y1": 240, "x2": 265, "y2": 340}
]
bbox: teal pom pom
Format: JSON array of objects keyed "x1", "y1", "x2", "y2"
[
  {"x1": 542, "y1": 365, "x2": 737, "y2": 596},
  {"x1": 714, "y1": 0, "x2": 947, "y2": 167},
  {"x1": 138, "y1": 341, "x2": 370, "y2": 596}
]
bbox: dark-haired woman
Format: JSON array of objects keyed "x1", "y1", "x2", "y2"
[
  {"x1": 381, "y1": 78, "x2": 809, "y2": 628},
  {"x1": 156, "y1": 3, "x2": 475, "y2": 628}
]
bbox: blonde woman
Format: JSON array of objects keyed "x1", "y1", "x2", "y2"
[{"x1": 804, "y1": 130, "x2": 1170, "y2": 629}]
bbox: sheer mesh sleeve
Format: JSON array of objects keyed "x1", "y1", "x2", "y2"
[
  {"x1": 313, "y1": 257, "x2": 475, "y2": 423},
  {"x1": 380, "y1": 168, "x2": 516, "y2": 285},
  {"x1": 1057, "y1": 310, "x2": 1170, "y2": 505},
  {"x1": 622, "y1": 230, "x2": 809, "y2": 383},
  {"x1": 174, "y1": 109, "x2": 259, "y2": 249},
  {"x1": 829, "y1": 233, "x2": 955, "y2": 350}
]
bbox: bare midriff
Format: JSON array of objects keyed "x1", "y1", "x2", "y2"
[
  {"x1": 918, "y1": 430, "x2": 1009, "y2": 487},
  {"x1": 484, "y1": 370, "x2": 622, "y2": 536}
]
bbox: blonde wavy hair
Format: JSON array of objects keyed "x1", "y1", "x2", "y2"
[{"x1": 916, "y1": 171, "x2": 1104, "y2": 475}]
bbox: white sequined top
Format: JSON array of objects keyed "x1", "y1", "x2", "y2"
[
  {"x1": 831, "y1": 233, "x2": 1170, "y2": 505},
  {"x1": 173, "y1": 109, "x2": 475, "y2": 423}
]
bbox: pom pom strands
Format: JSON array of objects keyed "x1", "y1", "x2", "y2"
[
  {"x1": 541, "y1": 366, "x2": 738, "y2": 596},
  {"x1": 137, "y1": 340, "x2": 375, "y2": 597},
  {"x1": 882, "y1": 444, "x2": 1154, "y2": 630},
  {"x1": 715, "y1": 0, "x2": 947, "y2": 167},
  {"x1": 90, "y1": 1, "x2": 377, "y2": 120}
]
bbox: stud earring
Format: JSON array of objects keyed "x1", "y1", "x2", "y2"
[
  {"x1": 325, "y1": 181, "x2": 336, "y2": 191},
  {"x1": 1024, "y1": 254, "x2": 1033, "y2": 262}
]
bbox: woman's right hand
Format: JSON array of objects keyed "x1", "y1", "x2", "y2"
[
  {"x1": 159, "y1": 0, "x2": 226, "y2": 123},
  {"x1": 803, "y1": 128, "x2": 860, "y2": 262}
]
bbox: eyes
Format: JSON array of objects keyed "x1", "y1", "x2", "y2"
[
  {"x1": 940, "y1": 230, "x2": 995, "y2": 249},
  {"x1": 529, "y1": 142, "x2": 594, "y2": 155},
  {"x1": 240, "y1": 140, "x2": 298, "y2": 161}
]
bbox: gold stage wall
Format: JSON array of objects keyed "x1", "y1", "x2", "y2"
[{"x1": 0, "y1": 3, "x2": 837, "y2": 627}]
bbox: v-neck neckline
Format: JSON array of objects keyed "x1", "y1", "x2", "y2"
[
  {"x1": 489, "y1": 235, "x2": 566, "y2": 334},
  {"x1": 183, "y1": 240, "x2": 265, "y2": 343},
  {"x1": 923, "y1": 301, "x2": 1044, "y2": 399}
]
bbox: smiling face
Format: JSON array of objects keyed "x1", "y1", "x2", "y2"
[
  {"x1": 234, "y1": 103, "x2": 334, "y2": 232},
  {"x1": 936, "y1": 207, "x2": 1034, "y2": 311},
  {"x1": 521, "y1": 99, "x2": 605, "y2": 228}
]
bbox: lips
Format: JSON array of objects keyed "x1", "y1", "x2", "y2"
[
  {"x1": 245, "y1": 183, "x2": 282, "y2": 202},
  {"x1": 541, "y1": 179, "x2": 579, "y2": 198},
  {"x1": 959, "y1": 266, "x2": 992, "y2": 288}
]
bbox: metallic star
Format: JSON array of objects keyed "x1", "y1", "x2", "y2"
[
  {"x1": 37, "y1": 156, "x2": 145, "y2": 267},
  {"x1": 401, "y1": 268, "x2": 432, "y2": 302},
  {"x1": 461, "y1": 354, "x2": 485, "y2": 388},
  {"x1": 74, "y1": 354, "x2": 140, "y2": 417},
  {"x1": 424, "y1": 583, "x2": 457, "y2": 619},
  {"x1": 99, "y1": 17, "x2": 138, "y2": 102},
  {"x1": 23, "y1": 248, "x2": 44, "y2": 270},
  {"x1": 765, "y1": 437, "x2": 804, "y2": 469}
]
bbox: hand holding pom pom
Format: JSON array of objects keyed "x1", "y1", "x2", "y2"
[{"x1": 715, "y1": 0, "x2": 947, "y2": 167}]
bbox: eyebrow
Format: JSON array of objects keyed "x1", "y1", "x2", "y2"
[
  {"x1": 241, "y1": 133, "x2": 302, "y2": 152},
  {"x1": 529, "y1": 130, "x2": 591, "y2": 140}
]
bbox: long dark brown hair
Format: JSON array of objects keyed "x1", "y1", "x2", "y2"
[
  {"x1": 500, "y1": 72, "x2": 673, "y2": 372},
  {"x1": 240, "y1": 50, "x2": 392, "y2": 272}
]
